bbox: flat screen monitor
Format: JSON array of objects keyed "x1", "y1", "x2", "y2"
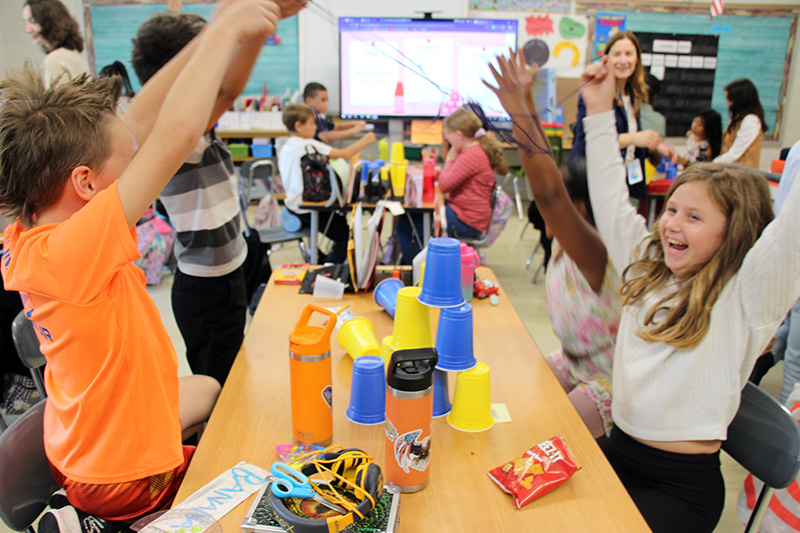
[{"x1": 339, "y1": 17, "x2": 518, "y2": 120}]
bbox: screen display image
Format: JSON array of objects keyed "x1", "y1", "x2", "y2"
[{"x1": 339, "y1": 17, "x2": 518, "y2": 120}]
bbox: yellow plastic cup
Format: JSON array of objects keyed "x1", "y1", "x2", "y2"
[
  {"x1": 390, "y1": 142, "x2": 405, "y2": 164},
  {"x1": 392, "y1": 287, "x2": 433, "y2": 350},
  {"x1": 447, "y1": 362, "x2": 494, "y2": 432},
  {"x1": 337, "y1": 317, "x2": 381, "y2": 359},
  {"x1": 379, "y1": 137, "x2": 390, "y2": 161},
  {"x1": 391, "y1": 164, "x2": 407, "y2": 198},
  {"x1": 380, "y1": 335, "x2": 395, "y2": 364}
]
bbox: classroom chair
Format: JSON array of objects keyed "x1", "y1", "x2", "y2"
[
  {"x1": 460, "y1": 185, "x2": 513, "y2": 261},
  {"x1": 239, "y1": 159, "x2": 280, "y2": 205},
  {"x1": 238, "y1": 182, "x2": 309, "y2": 264},
  {"x1": 0, "y1": 401, "x2": 59, "y2": 532},
  {"x1": 11, "y1": 311, "x2": 46, "y2": 401},
  {"x1": 722, "y1": 381, "x2": 800, "y2": 532}
]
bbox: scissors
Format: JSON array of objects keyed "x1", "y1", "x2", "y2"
[{"x1": 270, "y1": 462, "x2": 347, "y2": 514}]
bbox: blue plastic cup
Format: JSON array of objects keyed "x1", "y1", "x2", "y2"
[
  {"x1": 418, "y1": 237, "x2": 466, "y2": 308},
  {"x1": 346, "y1": 356, "x2": 386, "y2": 425},
  {"x1": 432, "y1": 369, "x2": 452, "y2": 418},
  {"x1": 373, "y1": 278, "x2": 404, "y2": 317},
  {"x1": 435, "y1": 303, "x2": 477, "y2": 372}
]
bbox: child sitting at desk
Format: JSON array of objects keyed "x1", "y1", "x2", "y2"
[
  {"x1": 397, "y1": 107, "x2": 505, "y2": 264},
  {"x1": 0, "y1": 0, "x2": 281, "y2": 521},
  {"x1": 278, "y1": 103, "x2": 375, "y2": 263},
  {"x1": 304, "y1": 82, "x2": 366, "y2": 143}
]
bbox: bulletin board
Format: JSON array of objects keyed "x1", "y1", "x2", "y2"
[
  {"x1": 81, "y1": 0, "x2": 299, "y2": 97},
  {"x1": 585, "y1": 8, "x2": 796, "y2": 141},
  {"x1": 636, "y1": 32, "x2": 720, "y2": 137}
]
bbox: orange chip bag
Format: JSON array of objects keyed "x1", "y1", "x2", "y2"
[{"x1": 487, "y1": 436, "x2": 580, "y2": 509}]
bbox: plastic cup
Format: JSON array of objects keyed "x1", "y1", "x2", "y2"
[
  {"x1": 337, "y1": 317, "x2": 381, "y2": 359},
  {"x1": 432, "y1": 369, "x2": 452, "y2": 418},
  {"x1": 435, "y1": 303, "x2": 477, "y2": 372},
  {"x1": 391, "y1": 164, "x2": 407, "y2": 198},
  {"x1": 392, "y1": 287, "x2": 433, "y2": 350},
  {"x1": 380, "y1": 335, "x2": 395, "y2": 364},
  {"x1": 345, "y1": 355, "x2": 386, "y2": 425},
  {"x1": 418, "y1": 237, "x2": 466, "y2": 308},
  {"x1": 447, "y1": 362, "x2": 494, "y2": 432},
  {"x1": 373, "y1": 278, "x2": 404, "y2": 317},
  {"x1": 390, "y1": 142, "x2": 405, "y2": 164},
  {"x1": 313, "y1": 276, "x2": 345, "y2": 299}
]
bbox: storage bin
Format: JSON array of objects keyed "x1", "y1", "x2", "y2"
[
  {"x1": 228, "y1": 143, "x2": 249, "y2": 158},
  {"x1": 251, "y1": 144, "x2": 274, "y2": 158}
]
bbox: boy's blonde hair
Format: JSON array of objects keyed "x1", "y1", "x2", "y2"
[
  {"x1": 621, "y1": 163, "x2": 774, "y2": 349},
  {"x1": 283, "y1": 103, "x2": 314, "y2": 132},
  {"x1": 0, "y1": 66, "x2": 121, "y2": 227},
  {"x1": 443, "y1": 108, "x2": 506, "y2": 171}
]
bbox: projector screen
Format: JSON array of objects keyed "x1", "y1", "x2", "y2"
[{"x1": 339, "y1": 17, "x2": 518, "y2": 120}]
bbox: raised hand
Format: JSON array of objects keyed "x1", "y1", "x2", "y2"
[
  {"x1": 216, "y1": 0, "x2": 280, "y2": 43},
  {"x1": 580, "y1": 56, "x2": 616, "y2": 116},
  {"x1": 483, "y1": 50, "x2": 536, "y2": 118}
]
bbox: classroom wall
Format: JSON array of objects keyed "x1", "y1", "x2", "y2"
[{"x1": 1, "y1": 0, "x2": 798, "y2": 169}]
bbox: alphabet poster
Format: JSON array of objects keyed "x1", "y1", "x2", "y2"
[{"x1": 469, "y1": 10, "x2": 590, "y2": 78}]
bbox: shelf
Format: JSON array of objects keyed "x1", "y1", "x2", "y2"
[{"x1": 217, "y1": 129, "x2": 289, "y2": 139}]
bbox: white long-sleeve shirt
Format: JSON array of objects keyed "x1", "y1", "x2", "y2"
[
  {"x1": 713, "y1": 114, "x2": 761, "y2": 164},
  {"x1": 585, "y1": 111, "x2": 800, "y2": 441}
]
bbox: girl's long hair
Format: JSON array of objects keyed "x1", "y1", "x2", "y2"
[
  {"x1": 725, "y1": 78, "x2": 767, "y2": 134},
  {"x1": 443, "y1": 107, "x2": 506, "y2": 171},
  {"x1": 621, "y1": 163, "x2": 773, "y2": 348},
  {"x1": 604, "y1": 31, "x2": 648, "y2": 117},
  {"x1": 698, "y1": 107, "x2": 722, "y2": 159}
]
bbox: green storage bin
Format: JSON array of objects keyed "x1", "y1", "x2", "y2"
[{"x1": 228, "y1": 143, "x2": 249, "y2": 158}]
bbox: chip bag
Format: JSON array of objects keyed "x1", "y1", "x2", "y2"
[{"x1": 487, "y1": 436, "x2": 580, "y2": 509}]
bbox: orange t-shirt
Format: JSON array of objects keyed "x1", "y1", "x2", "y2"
[{"x1": 1, "y1": 183, "x2": 182, "y2": 484}]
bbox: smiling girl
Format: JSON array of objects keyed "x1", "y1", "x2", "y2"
[
  {"x1": 485, "y1": 46, "x2": 800, "y2": 532},
  {"x1": 568, "y1": 31, "x2": 676, "y2": 207},
  {"x1": 21, "y1": 0, "x2": 89, "y2": 88}
]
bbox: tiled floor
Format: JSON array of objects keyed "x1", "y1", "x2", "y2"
[{"x1": 0, "y1": 201, "x2": 784, "y2": 532}]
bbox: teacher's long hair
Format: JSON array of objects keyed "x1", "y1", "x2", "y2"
[{"x1": 604, "y1": 31, "x2": 648, "y2": 117}]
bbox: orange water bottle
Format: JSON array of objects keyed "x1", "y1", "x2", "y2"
[
  {"x1": 289, "y1": 304, "x2": 337, "y2": 445},
  {"x1": 385, "y1": 347, "x2": 438, "y2": 492}
]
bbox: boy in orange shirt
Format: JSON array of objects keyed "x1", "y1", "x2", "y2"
[{"x1": 0, "y1": 0, "x2": 290, "y2": 522}]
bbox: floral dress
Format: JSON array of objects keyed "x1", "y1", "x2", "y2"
[{"x1": 545, "y1": 243, "x2": 621, "y2": 435}]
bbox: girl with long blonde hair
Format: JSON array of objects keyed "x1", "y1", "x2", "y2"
[{"x1": 487, "y1": 50, "x2": 800, "y2": 533}]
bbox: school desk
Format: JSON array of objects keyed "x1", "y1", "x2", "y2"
[
  {"x1": 297, "y1": 199, "x2": 437, "y2": 265},
  {"x1": 173, "y1": 267, "x2": 649, "y2": 531}
]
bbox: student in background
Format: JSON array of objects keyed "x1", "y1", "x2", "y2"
[
  {"x1": 714, "y1": 78, "x2": 767, "y2": 169},
  {"x1": 488, "y1": 49, "x2": 800, "y2": 532},
  {"x1": 640, "y1": 73, "x2": 666, "y2": 137},
  {"x1": 303, "y1": 82, "x2": 367, "y2": 142},
  {"x1": 279, "y1": 103, "x2": 375, "y2": 263},
  {"x1": 678, "y1": 107, "x2": 722, "y2": 166},
  {"x1": 21, "y1": 0, "x2": 90, "y2": 88},
  {"x1": 98, "y1": 61, "x2": 136, "y2": 114},
  {"x1": 568, "y1": 31, "x2": 676, "y2": 207},
  {"x1": 131, "y1": 9, "x2": 261, "y2": 387},
  {"x1": 396, "y1": 107, "x2": 505, "y2": 264},
  {"x1": 0, "y1": 0, "x2": 282, "y2": 521}
]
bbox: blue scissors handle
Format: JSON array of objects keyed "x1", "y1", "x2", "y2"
[{"x1": 271, "y1": 462, "x2": 316, "y2": 498}]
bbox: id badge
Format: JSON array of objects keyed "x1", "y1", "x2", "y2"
[{"x1": 627, "y1": 161, "x2": 644, "y2": 186}]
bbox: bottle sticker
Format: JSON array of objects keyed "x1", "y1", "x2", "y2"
[
  {"x1": 392, "y1": 428, "x2": 431, "y2": 473},
  {"x1": 321, "y1": 385, "x2": 332, "y2": 410}
]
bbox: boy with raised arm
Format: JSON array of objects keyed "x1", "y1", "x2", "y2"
[{"x1": 0, "y1": 0, "x2": 280, "y2": 521}]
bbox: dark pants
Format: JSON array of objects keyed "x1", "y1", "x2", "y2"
[
  {"x1": 291, "y1": 210, "x2": 349, "y2": 263},
  {"x1": 598, "y1": 427, "x2": 725, "y2": 533},
  {"x1": 171, "y1": 266, "x2": 247, "y2": 386}
]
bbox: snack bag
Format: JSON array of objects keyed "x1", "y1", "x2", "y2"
[{"x1": 487, "y1": 436, "x2": 580, "y2": 509}]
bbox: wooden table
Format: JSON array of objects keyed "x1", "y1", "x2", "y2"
[{"x1": 174, "y1": 268, "x2": 648, "y2": 531}]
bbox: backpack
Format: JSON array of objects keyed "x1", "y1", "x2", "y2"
[
  {"x1": 481, "y1": 188, "x2": 513, "y2": 248},
  {"x1": 301, "y1": 145, "x2": 331, "y2": 202}
]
